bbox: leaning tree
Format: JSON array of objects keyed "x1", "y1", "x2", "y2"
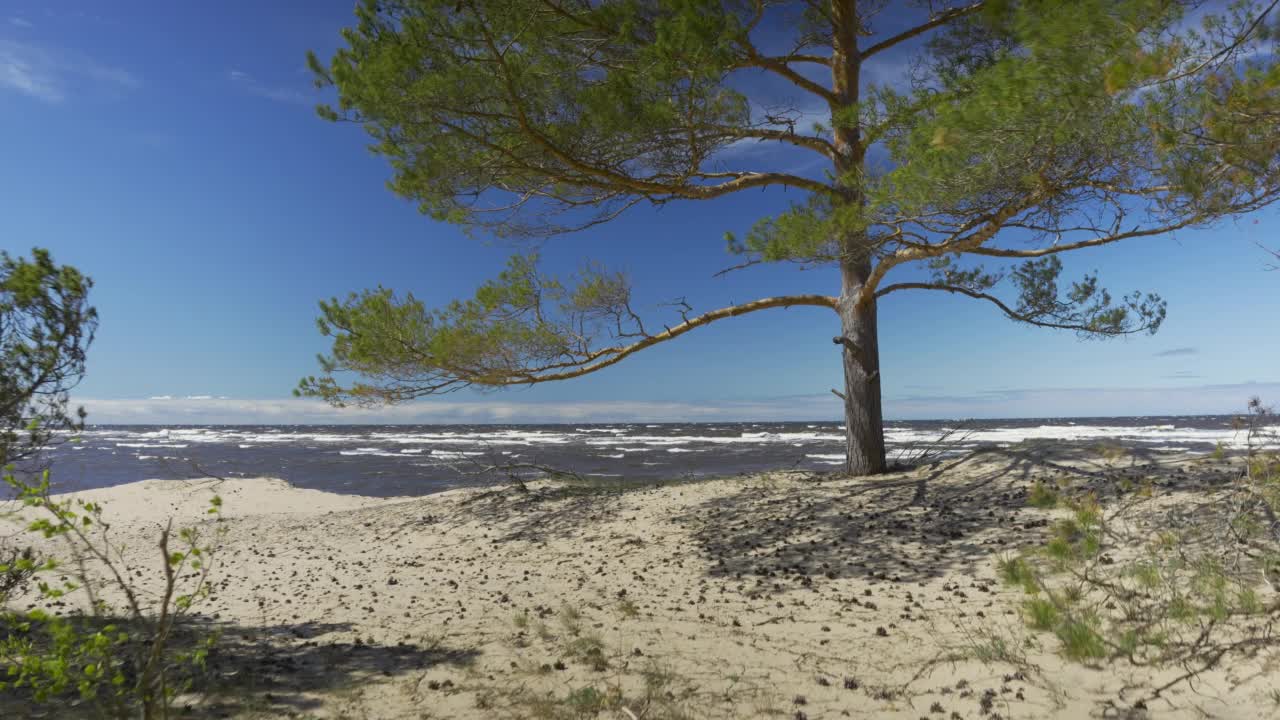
[{"x1": 301, "y1": 0, "x2": 1280, "y2": 473}]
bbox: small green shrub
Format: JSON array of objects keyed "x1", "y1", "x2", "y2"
[
  {"x1": 0, "y1": 468, "x2": 223, "y2": 718},
  {"x1": 997, "y1": 555, "x2": 1038, "y2": 594},
  {"x1": 1028, "y1": 482, "x2": 1059, "y2": 509},
  {"x1": 566, "y1": 686, "x2": 607, "y2": 711},
  {"x1": 617, "y1": 598, "x2": 640, "y2": 619},
  {"x1": 1008, "y1": 401, "x2": 1280, "y2": 688},
  {"x1": 558, "y1": 603, "x2": 584, "y2": 636},
  {"x1": 1024, "y1": 598, "x2": 1059, "y2": 631},
  {"x1": 565, "y1": 632, "x2": 609, "y2": 671},
  {"x1": 1055, "y1": 619, "x2": 1106, "y2": 661},
  {"x1": 0, "y1": 545, "x2": 48, "y2": 602}
]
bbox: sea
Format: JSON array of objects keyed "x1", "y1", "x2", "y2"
[{"x1": 22, "y1": 415, "x2": 1277, "y2": 497}]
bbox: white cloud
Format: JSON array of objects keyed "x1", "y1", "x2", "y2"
[
  {"x1": 84, "y1": 62, "x2": 139, "y2": 88},
  {"x1": 0, "y1": 49, "x2": 60, "y2": 101},
  {"x1": 0, "y1": 39, "x2": 138, "y2": 103},
  {"x1": 887, "y1": 381, "x2": 1280, "y2": 420},
  {"x1": 713, "y1": 54, "x2": 910, "y2": 165},
  {"x1": 227, "y1": 68, "x2": 311, "y2": 105},
  {"x1": 75, "y1": 395, "x2": 841, "y2": 425},
  {"x1": 9, "y1": 17, "x2": 33, "y2": 28},
  {"x1": 131, "y1": 131, "x2": 179, "y2": 152},
  {"x1": 74, "y1": 381, "x2": 1280, "y2": 425},
  {"x1": 860, "y1": 52, "x2": 915, "y2": 92},
  {"x1": 712, "y1": 102, "x2": 831, "y2": 163}
]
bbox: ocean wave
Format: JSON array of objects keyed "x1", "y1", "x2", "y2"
[
  {"x1": 431, "y1": 450, "x2": 486, "y2": 459},
  {"x1": 880, "y1": 423, "x2": 1278, "y2": 449},
  {"x1": 371, "y1": 430, "x2": 572, "y2": 445},
  {"x1": 81, "y1": 422, "x2": 1278, "y2": 453},
  {"x1": 338, "y1": 448, "x2": 403, "y2": 458}
]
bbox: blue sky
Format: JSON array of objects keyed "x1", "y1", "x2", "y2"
[{"x1": 2, "y1": 0, "x2": 1278, "y2": 424}]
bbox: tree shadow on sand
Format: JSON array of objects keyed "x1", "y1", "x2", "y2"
[
  {"x1": 435, "y1": 478, "x2": 693, "y2": 543},
  {"x1": 0, "y1": 617, "x2": 478, "y2": 718},
  {"x1": 673, "y1": 443, "x2": 1242, "y2": 592}
]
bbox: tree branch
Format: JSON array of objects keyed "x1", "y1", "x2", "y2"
[
  {"x1": 860, "y1": 2, "x2": 985, "y2": 59},
  {"x1": 733, "y1": 45, "x2": 839, "y2": 105},
  {"x1": 875, "y1": 282, "x2": 1156, "y2": 335},
  {"x1": 858, "y1": 195, "x2": 1038, "y2": 305},
  {"x1": 701, "y1": 124, "x2": 837, "y2": 158},
  {"x1": 497, "y1": 294, "x2": 839, "y2": 384},
  {"x1": 302, "y1": 287, "x2": 840, "y2": 407},
  {"x1": 964, "y1": 217, "x2": 1202, "y2": 258}
]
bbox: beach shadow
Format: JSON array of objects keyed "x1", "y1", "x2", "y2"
[
  {"x1": 435, "y1": 479, "x2": 674, "y2": 542},
  {"x1": 0, "y1": 616, "x2": 478, "y2": 718},
  {"x1": 676, "y1": 445, "x2": 1241, "y2": 592}
]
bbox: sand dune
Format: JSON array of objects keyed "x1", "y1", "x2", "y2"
[{"x1": 5, "y1": 447, "x2": 1276, "y2": 719}]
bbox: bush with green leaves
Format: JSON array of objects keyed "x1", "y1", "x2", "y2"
[
  {"x1": 0, "y1": 248, "x2": 97, "y2": 467},
  {"x1": 999, "y1": 400, "x2": 1280, "y2": 690},
  {"x1": 1, "y1": 248, "x2": 97, "y2": 631},
  {"x1": 0, "y1": 468, "x2": 223, "y2": 718}
]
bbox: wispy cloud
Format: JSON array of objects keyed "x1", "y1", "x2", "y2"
[
  {"x1": 8, "y1": 17, "x2": 33, "y2": 28},
  {"x1": 887, "y1": 381, "x2": 1280, "y2": 419},
  {"x1": 861, "y1": 51, "x2": 916, "y2": 92},
  {"x1": 76, "y1": 395, "x2": 842, "y2": 425},
  {"x1": 0, "y1": 48, "x2": 60, "y2": 101},
  {"x1": 227, "y1": 69, "x2": 312, "y2": 105},
  {"x1": 711, "y1": 101, "x2": 831, "y2": 164},
  {"x1": 0, "y1": 38, "x2": 138, "y2": 103},
  {"x1": 131, "y1": 131, "x2": 180, "y2": 153},
  {"x1": 75, "y1": 380, "x2": 1280, "y2": 424},
  {"x1": 1154, "y1": 347, "x2": 1198, "y2": 357}
]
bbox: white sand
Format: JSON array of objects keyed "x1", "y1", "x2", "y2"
[{"x1": 5, "y1": 449, "x2": 1277, "y2": 718}]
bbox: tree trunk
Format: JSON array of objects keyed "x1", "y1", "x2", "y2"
[
  {"x1": 829, "y1": 0, "x2": 881, "y2": 473},
  {"x1": 838, "y1": 259, "x2": 886, "y2": 475}
]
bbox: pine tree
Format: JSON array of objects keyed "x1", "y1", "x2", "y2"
[{"x1": 301, "y1": 0, "x2": 1280, "y2": 473}]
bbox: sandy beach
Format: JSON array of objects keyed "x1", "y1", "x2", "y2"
[{"x1": 6, "y1": 446, "x2": 1277, "y2": 719}]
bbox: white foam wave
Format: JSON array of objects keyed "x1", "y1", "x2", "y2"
[
  {"x1": 370, "y1": 430, "x2": 573, "y2": 446},
  {"x1": 338, "y1": 448, "x2": 403, "y2": 457},
  {"x1": 586, "y1": 431, "x2": 842, "y2": 447},
  {"x1": 431, "y1": 450, "x2": 485, "y2": 459},
  {"x1": 75, "y1": 420, "x2": 1280, "y2": 470},
  {"x1": 883, "y1": 424, "x2": 1274, "y2": 449}
]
